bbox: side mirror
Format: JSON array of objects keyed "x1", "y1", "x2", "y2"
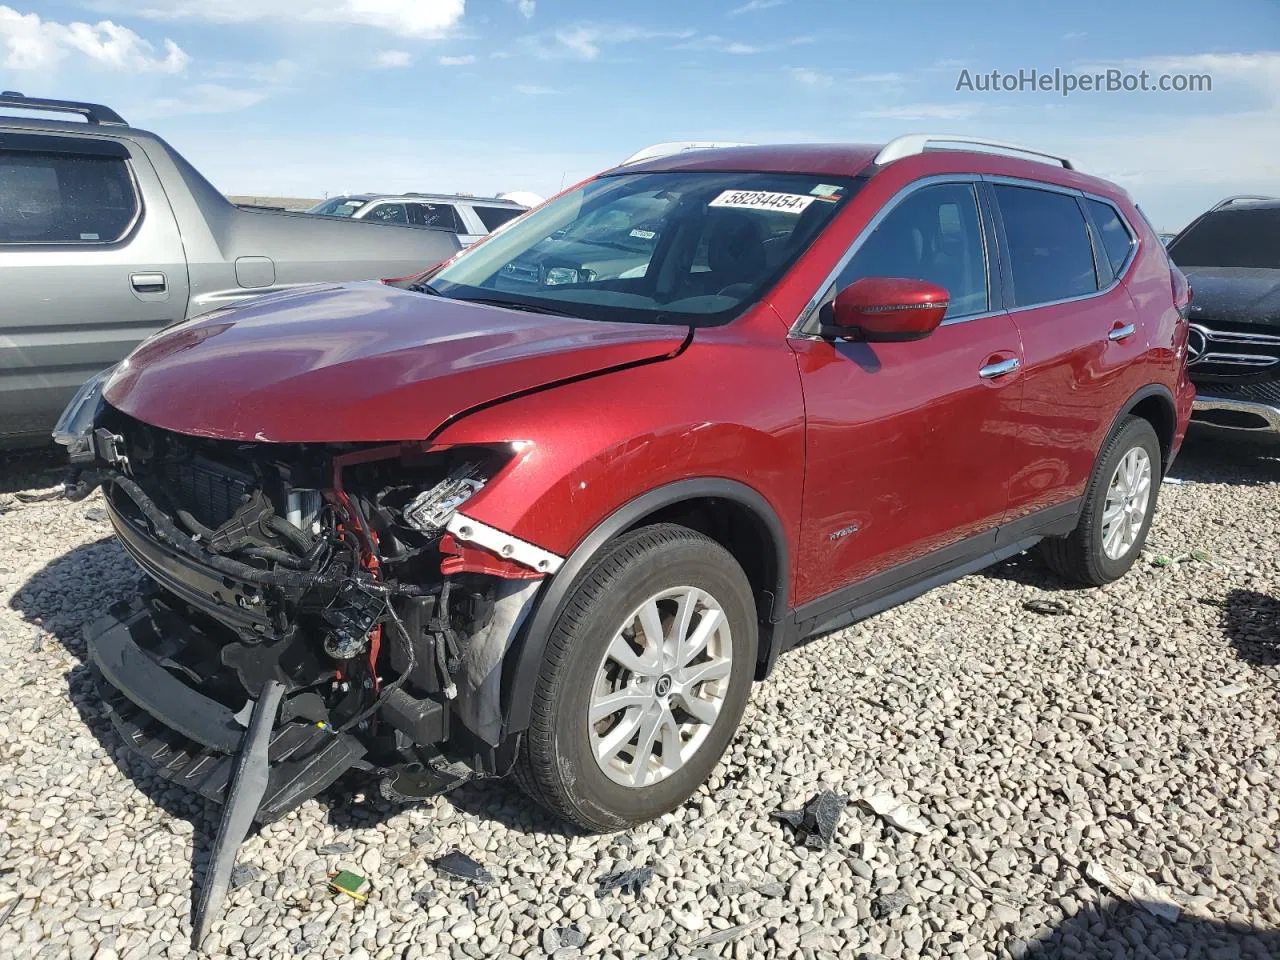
[{"x1": 822, "y1": 277, "x2": 949, "y2": 342}]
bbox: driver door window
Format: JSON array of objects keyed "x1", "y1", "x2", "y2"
[{"x1": 837, "y1": 182, "x2": 989, "y2": 319}]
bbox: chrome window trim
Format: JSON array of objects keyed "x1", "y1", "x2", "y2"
[
  {"x1": 790, "y1": 172, "x2": 1145, "y2": 338},
  {"x1": 789, "y1": 173, "x2": 989, "y2": 337},
  {"x1": 987, "y1": 176, "x2": 1139, "y2": 311},
  {"x1": 1081, "y1": 194, "x2": 1137, "y2": 282}
]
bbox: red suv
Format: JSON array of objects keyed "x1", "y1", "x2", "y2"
[{"x1": 60, "y1": 136, "x2": 1194, "y2": 839}]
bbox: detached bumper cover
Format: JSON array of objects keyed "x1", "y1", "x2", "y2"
[{"x1": 87, "y1": 601, "x2": 364, "y2": 823}]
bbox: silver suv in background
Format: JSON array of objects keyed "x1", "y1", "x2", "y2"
[
  {"x1": 307, "y1": 194, "x2": 527, "y2": 246},
  {"x1": 0, "y1": 93, "x2": 460, "y2": 445}
]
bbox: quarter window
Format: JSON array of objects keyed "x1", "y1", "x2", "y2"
[
  {"x1": 410, "y1": 203, "x2": 465, "y2": 232},
  {"x1": 837, "y1": 182, "x2": 989, "y2": 319},
  {"x1": 1084, "y1": 198, "x2": 1135, "y2": 281},
  {"x1": 993, "y1": 185, "x2": 1097, "y2": 306},
  {"x1": 473, "y1": 205, "x2": 523, "y2": 232},
  {"x1": 0, "y1": 149, "x2": 138, "y2": 244}
]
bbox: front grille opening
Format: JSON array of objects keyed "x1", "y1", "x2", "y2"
[{"x1": 157, "y1": 456, "x2": 257, "y2": 528}]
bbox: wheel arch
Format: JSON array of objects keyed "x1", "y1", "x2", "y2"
[
  {"x1": 1111, "y1": 383, "x2": 1177, "y2": 472},
  {"x1": 500, "y1": 478, "x2": 790, "y2": 741}
]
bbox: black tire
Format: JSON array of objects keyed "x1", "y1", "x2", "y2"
[
  {"x1": 513, "y1": 523, "x2": 757, "y2": 832},
  {"x1": 1038, "y1": 416, "x2": 1161, "y2": 586}
]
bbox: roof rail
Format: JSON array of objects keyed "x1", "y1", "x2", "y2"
[
  {"x1": 621, "y1": 140, "x2": 752, "y2": 166},
  {"x1": 875, "y1": 134, "x2": 1074, "y2": 170},
  {"x1": 1209, "y1": 195, "x2": 1277, "y2": 212},
  {"x1": 0, "y1": 91, "x2": 126, "y2": 126}
]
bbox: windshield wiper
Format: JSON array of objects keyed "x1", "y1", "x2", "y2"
[
  {"x1": 409, "y1": 281, "x2": 444, "y2": 295},
  {"x1": 462, "y1": 296, "x2": 583, "y2": 319}
]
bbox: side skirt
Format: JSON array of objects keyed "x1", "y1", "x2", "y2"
[{"x1": 783, "y1": 497, "x2": 1082, "y2": 649}]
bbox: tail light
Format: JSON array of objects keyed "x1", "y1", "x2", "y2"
[{"x1": 1171, "y1": 266, "x2": 1192, "y2": 320}]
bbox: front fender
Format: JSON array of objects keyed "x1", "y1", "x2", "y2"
[
  {"x1": 429, "y1": 332, "x2": 806, "y2": 738},
  {"x1": 431, "y1": 333, "x2": 805, "y2": 562}
]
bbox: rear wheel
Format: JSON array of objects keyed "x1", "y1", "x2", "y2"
[
  {"x1": 513, "y1": 524, "x2": 757, "y2": 832},
  {"x1": 1038, "y1": 416, "x2": 1161, "y2": 585}
]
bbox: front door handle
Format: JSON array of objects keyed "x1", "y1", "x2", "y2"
[
  {"x1": 979, "y1": 357, "x2": 1020, "y2": 379},
  {"x1": 131, "y1": 272, "x2": 167, "y2": 294},
  {"x1": 1108, "y1": 322, "x2": 1136, "y2": 342}
]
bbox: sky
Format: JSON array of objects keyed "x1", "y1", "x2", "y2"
[{"x1": 2, "y1": 0, "x2": 1278, "y2": 229}]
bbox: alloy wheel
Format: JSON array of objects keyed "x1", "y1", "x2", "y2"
[
  {"x1": 587, "y1": 586, "x2": 733, "y2": 788},
  {"x1": 1101, "y1": 446, "x2": 1152, "y2": 560}
]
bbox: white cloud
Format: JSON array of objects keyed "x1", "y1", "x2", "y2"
[
  {"x1": 0, "y1": 5, "x2": 188, "y2": 72},
  {"x1": 1062, "y1": 31, "x2": 1086, "y2": 41},
  {"x1": 523, "y1": 22, "x2": 693, "y2": 61},
  {"x1": 789, "y1": 67, "x2": 832, "y2": 88},
  {"x1": 515, "y1": 83, "x2": 555, "y2": 95},
  {"x1": 149, "y1": 82, "x2": 265, "y2": 115},
  {"x1": 675, "y1": 35, "x2": 762, "y2": 54},
  {"x1": 122, "y1": 0, "x2": 465, "y2": 39},
  {"x1": 509, "y1": 0, "x2": 535, "y2": 19},
  {"x1": 375, "y1": 50, "x2": 413, "y2": 68},
  {"x1": 730, "y1": 0, "x2": 785, "y2": 13},
  {"x1": 205, "y1": 58, "x2": 298, "y2": 85},
  {"x1": 438, "y1": 54, "x2": 475, "y2": 66},
  {"x1": 1058, "y1": 52, "x2": 1280, "y2": 193},
  {"x1": 859, "y1": 102, "x2": 984, "y2": 121}
]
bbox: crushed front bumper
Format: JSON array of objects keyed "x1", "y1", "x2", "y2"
[{"x1": 87, "y1": 600, "x2": 365, "y2": 823}]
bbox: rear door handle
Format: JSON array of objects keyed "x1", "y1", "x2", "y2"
[
  {"x1": 979, "y1": 357, "x2": 1020, "y2": 379},
  {"x1": 1108, "y1": 322, "x2": 1136, "y2": 342},
  {"x1": 131, "y1": 272, "x2": 167, "y2": 294}
]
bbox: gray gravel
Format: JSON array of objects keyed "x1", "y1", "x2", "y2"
[{"x1": 0, "y1": 437, "x2": 1277, "y2": 959}]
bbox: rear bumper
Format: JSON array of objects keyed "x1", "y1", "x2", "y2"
[
  {"x1": 1191, "y1": 395, "x2": 1280, "y2": 435},
  {"x1": 86, "y1": 600, "x2": 364, "y2": 822}
]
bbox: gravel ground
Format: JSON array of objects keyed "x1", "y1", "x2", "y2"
[{"x1": 0, "y1": 437, "x2": 1276, "y2": 960}]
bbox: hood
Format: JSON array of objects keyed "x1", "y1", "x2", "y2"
[
  {"x1": 1183, "y1": 267, "x2": 1280, "y2": 328},
  {"x1": 105, "y1": 282, "x2": 688, "y2": 442}
]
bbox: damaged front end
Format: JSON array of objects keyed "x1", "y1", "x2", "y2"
[{"x1": 81, "y1": 404, "x2": 556, "y2": 823}]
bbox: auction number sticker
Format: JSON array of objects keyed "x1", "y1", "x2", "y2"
[{"x1": 709, "y1": 189, "x2": 816, "y2": 214}]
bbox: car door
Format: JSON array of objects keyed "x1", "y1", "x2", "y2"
[
  {"x1": 790, "y1": 178, "x2": 1024, "y2": 608},
  {"x1": 0, "y1": 132, "x2": 188, "y2": 440},
  {"x1": 988, "y1": 181, "x2": 1146, "y2": 522}
]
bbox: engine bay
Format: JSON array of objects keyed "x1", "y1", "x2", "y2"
[{"x1": 90, "y1": 404, "x2": 546, "y2": 803}]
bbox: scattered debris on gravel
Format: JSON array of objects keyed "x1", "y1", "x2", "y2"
[
  {"x1": 772, "y1": 790, "x2": 847, "y2": 849},
  {"x1": 0, "y1": 438, "x2": 1277, "y2": 959}
]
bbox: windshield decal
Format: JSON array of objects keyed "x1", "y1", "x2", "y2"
[
  {"x1": 709, "y1": 189, "x2": 816, "y2": 214},
  {"x1": 630, "y1": 228, "x2": 657, "y2": 240}
]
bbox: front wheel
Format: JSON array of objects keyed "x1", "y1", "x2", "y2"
[
  {"x1": 1038, "y1": 416, "x2": 1161, "y2": 585},
  {"x1": 513, "y1": 524, "x2": 757, "y2": 832}
]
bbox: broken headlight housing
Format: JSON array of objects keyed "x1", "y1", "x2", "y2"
[
  {"x1": 403, "y1": 466, "x2": 486, "y2": 534},
  {"x1": 52, "y1": 366, "x2": 113, "y2": 463}
]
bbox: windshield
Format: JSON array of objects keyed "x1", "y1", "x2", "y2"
[
  {"x1": 1168, "y1": 207, "x2": 1280, "y2": 269},
  {"x1": 427, "y1": 171, "x2": 858, "y2": 325},
  {"x1": 308, "y1": 197, "x2": 369, "y2": 217}
]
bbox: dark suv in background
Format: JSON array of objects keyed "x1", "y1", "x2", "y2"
[{"x1": 1167, "y1": 196, "x2": 1280, "y2": 439}]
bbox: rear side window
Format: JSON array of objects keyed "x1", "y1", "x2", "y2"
[
  {"x1": 837, "y1": 182, "x2": 989, "y2": 318},
  {"x1": 1084, "y1": 198, "x2": 1135, "y2": 281},
  {"x1": 1168, "y1": 207, "x2": 1280, "y2": 269},
  {"x1": 410, "y1": 203, "x2": 464, "y2": 232},
  {"x1": 0, "y1": 149, "x2": 138, "y2": 244},
  {"x1": 474, "y1": 205, "x2": 523, "y2": 232},
  {"x1": 365, "y1": 202, "x2": 409, "y2": 224},
  {"x1": 994, "y1": 185, "x2": 1097, "y2": 306}
]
